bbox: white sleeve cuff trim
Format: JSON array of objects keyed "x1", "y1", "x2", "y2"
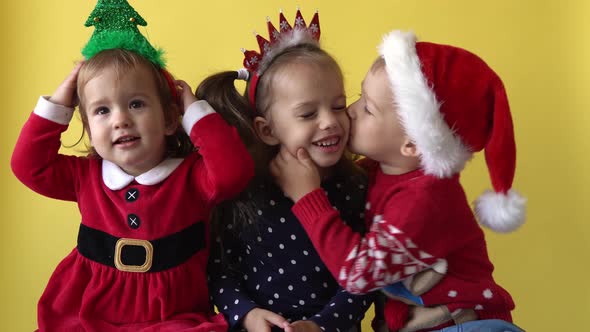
[
  {"x1": 182, "y1": 100, "x2": 216, "y2": 134},
  {"x1": 33, "y1": 96, "x2": 74, "y2": 125}
]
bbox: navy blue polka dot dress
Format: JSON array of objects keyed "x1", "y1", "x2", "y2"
[{"x1": 208, "y1": 175, "x2": 372, "y2": 331}]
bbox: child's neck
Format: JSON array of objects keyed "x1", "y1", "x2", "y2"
[{"x1": 379, "y1": 157, "x2": 421, "y2": 175}]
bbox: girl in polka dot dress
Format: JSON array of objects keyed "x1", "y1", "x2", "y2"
[
  {"x1": 271, "y1": 31, "x2": 526, "y2": 331},
  {"x1": 11, "y1": 49, "x2": 253, "y2": 331},
  {"x1": 200, "y1": 9, "x2": 373, "y2": 332}
]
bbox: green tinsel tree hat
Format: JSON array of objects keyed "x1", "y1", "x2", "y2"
[{"x1": 81, "y1": 0, "x2": 165, "y2": 68}]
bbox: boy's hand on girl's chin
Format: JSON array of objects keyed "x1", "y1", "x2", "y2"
[
  {"x1": 283, "y1": 320, "x2": 323, "y2": 332},
  {"x1": 175, "y1": 80, "x2": 197, "y2": 113},
  {"x1": 270, "y1": 146, "x2": 321, "y2": 203},
  {"x1": 49, "y1": 61, "x2": 83, "y2": 108}
]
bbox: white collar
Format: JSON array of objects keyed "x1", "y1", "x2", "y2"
[{"x1": 102, "y1": 158, "x2": 184, "y2": 190}]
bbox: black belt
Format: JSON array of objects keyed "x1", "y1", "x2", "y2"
[{"x1": 77, "y1": 222, "x2": 205, "y2": 272}]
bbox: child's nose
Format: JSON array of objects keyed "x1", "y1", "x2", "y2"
[
  {"x1": 347, "y1": 101, "x2": 358, "y2": 119},
  {"x1": 318, "y1": 110, "x2": 338, "y2": 130},
  {"x1": 112, "y1": 110, "x2": 131, "y2": 129}
]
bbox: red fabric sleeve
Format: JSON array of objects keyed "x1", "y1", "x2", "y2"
[
  {"x1": 186, "y1": 113, "x2": 254, "y2": 205},
  {"x1": 11, "y1": 113, "x2": 84, "y2": 201},
  {"x1": 293, "y1": 186, "x2": 449, "y2": 294}
]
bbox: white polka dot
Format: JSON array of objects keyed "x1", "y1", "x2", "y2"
[
  {"x1": 233, "y1": 314, "x2": 239, "y2": 321},
  {"x1": 334, "y1": 312, "x2": 339, "y2": 318},
  {"x1": 257, "y1": 209, "x2": 263, "y2": 215},
  {"x1": 223, "y1": 305, "x2": 228, "y2": 310},
  {"x1": 243, "y1": 275, "x2": 248, "y2": 280},
  {"x1": 268, "y1": 227, "x2": 273, "y2": 233},
  {"x1": 336, "y1": 183, "x2": 342, "y2": 188},
  {"x1": 288, "y1": 285, "x2": 294, "y2": 291},
  {"x1": 349, "y1": 314, "x2": 353, "y2": 320},
  {"x1": 345, "y1": 195, "x2": 350, "y2": 200},
  {"x1": 359, "y1": 184, "x2": 365, "y2": 189},
  {"x1": 299, "y1": 300, "x2": 305, "y2": 305},
  {"x1": 270, "y1": 199, "x2": 276, "y2": 206},
  {"x1": 365, "y1": 202, "x2": 371, "y2": 210},
  {"x1": 256, "y1": 284, "x2": 260, "y2": 290},
  {"x1": 267, "y1": 252, "x2": 272, "y2": 257},
  {"x1": 475, "y1": 304, "x2": 484, "y2": 310},
  {"x1": 330, "y1": 302, "x2": 336, "y2": 307},
  {"x1": 267, "y1": 276, "x2": 272, "y2": 282},
  {"x1": 290, "y1": 234, "x2": 297, "y2": 240},
  {"x1": 227, "y1": 224, "x2": 233, "y2": 229},
  {"x1": 268, "y1": 299, "x2": 274, "y2": 305},
  {"x1": 347, "y1": 298, "x2": 353, "y2": 303},
  {"x1": 257, "y1": 236, "x2": 262, "y2": 242},
  {"x1": 483, "y1": 289, "x2": 493, "y2": 299},
  {"x1": 302, "y1": 275, "x2": 307, "y2": 281},
  {"x1": 280, "y1": 217, "x2": 286, "y2": 223},
  {"x1": 323, "y1": 282, "x2": 328, "y2": 288},
  {"x1": 274, "y1": 293, "x2": 280, "y2": 299},
  {"x1": 234, "y1": 299, "x2": 239, "y2": 304},
  {"x1": 311, "y1": 293, "x2": 316, "y2": 299},
  {"x1": 303, "y1": 250, "x2": 309, "y2": 256},
  {"x1": 291, "y1": 260, "x2": 297, "y2": 265},
  {"x1": 279, "y1": 243, "x2": 285, "y2": 249},
  {"x1": 219, "y1": 288, "x2": 224, "y2": 294},
  {"x1": 448, "y1": 290, "x2": 458, "y2": 297},
  {"x1": 315, "y1": 266, "x2": 320, "y2": 272},
  {"x1": 253, "y1": 267, "x2": 257, "y2": 272},
  {"x1": 279, "y1": 268, "x2": 284, "y2": 274}
]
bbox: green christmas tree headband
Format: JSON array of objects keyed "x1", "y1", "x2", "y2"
[{"x1": 81, "y1": 0, "x2": 165, "y2": 68}]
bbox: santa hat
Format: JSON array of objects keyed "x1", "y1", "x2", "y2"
[{"x1": 379, "y1": 30, "x2": 526, "y2": 233}]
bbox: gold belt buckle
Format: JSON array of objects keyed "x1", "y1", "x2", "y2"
[{"x1": 114, "y1": 238, "x2": 153, "y2": 272}]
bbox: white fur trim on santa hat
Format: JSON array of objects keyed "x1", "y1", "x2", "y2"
[
  {"x1": 379, "y1": 30, "x2": 472, "y2": 178},
  {"x1": 474, "y1": 189, "x2": 526, "y2": 233}
]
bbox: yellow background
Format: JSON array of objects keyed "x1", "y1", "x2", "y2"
[{"x1": 1, "y1": 1, "x2": 588, "y2": 331}]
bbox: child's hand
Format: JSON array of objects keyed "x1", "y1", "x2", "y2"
[
  {"x1": 243, "y1": 308, "x2": 289, "y2": 332},
  {"x1": 270, "y1": 146, "x2": 321, "y2": 202},
  {"x1": 49, "y1": 61, "x2": 83, "y2": 108},
  {"x1": 175, "y1": 80, "x2": 198, "y2": 113},
  {"x1": 283, "y1": 320, "x2": 322, "y2": 332}
]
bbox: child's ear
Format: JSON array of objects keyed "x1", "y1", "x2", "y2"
[
  {"x1": 253, "y1": 116, "x2": 280, "y2": 146},
  {"x1": 164, "y1": 104, "x2": 180, "y2": 135},
  {"x1": 400, "y1": 137, "x2": 419, "y2": 157}
]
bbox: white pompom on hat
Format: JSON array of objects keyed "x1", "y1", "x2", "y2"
[{"x1": 378, "y1": 30, "x2": 526, "y2": 232}]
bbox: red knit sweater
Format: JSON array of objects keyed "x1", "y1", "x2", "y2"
[{"x1": 293, "y1": 160, "x2": 514, "y2": 331}]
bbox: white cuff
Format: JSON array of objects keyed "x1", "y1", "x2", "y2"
[
  {"x1": 182, "y1": 100, "x2": 216, "y2": 134},
  {"x1": 33, "y1": 96, "x2": 74, "y2": 125}
]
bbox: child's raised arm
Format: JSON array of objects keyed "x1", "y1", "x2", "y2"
[
  {"x1": 177, "y1": 80, "x2": 254, "y2": 205},
  {"x1": 11, "y1": 63, "x2": 85, "y2": 201}
]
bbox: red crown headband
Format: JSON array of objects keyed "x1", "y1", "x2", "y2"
[{"x1": 239, "y1": 8, "x2": 321, "y2": 110}]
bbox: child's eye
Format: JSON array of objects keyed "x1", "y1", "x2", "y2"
[
  {"x1": 333, "y1": 105, "x2": 347, "y2": 112},
  {"x1": 300, "y1": 111, "x2": 317, "y2": 119},
  {"x1": 95, "y1": 107, "x2": 109, "y2": 115},
  {"x1": 129, "y1": 100, "x2": 144, "y2": 109}
]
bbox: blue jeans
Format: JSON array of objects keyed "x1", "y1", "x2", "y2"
[{"x1": 436, "y1": 319, "x2": 524, "y2": 332}]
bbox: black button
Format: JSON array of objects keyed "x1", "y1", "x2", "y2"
[
  {"x1": 126, "y1": 188, "x2": 139, "y2": 202},
  {"x1": 127, "y1": 214, "x2": 141, "y2": 229}
]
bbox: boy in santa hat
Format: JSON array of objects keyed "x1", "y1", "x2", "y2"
[{"x1": 270, "y1": 30, "x2": 526, "y2": 331}]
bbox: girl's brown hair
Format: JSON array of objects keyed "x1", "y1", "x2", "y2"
[{"x1": 76, "y1": 48, "x2": 194, "y2": 158}]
